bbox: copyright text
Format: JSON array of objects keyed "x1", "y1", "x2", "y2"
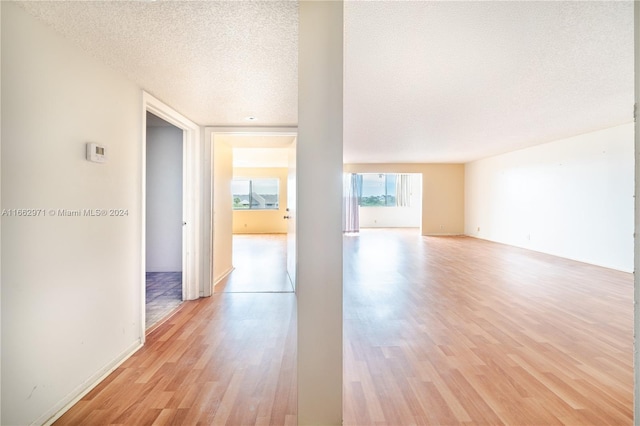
[{"x1": 1, "y1": 209, "x2": 129, "y2": 217}]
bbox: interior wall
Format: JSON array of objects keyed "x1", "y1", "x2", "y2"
[
  {"x1": 344, "y1": 163, "x2": 465, "y2": 235},
  {"x1": 146, "y1": 124, "x2": 183, "y2": 272},
  {"x1": 465, "y1": 123, "x2": 634, "y2": 272},
  {"x1": 232, "y1": 167, "x2": 288, "y2": 234},
  {"x1": 212, "y1": 138, "x2": 233, "y2": 285},
  {"x1": 358, "y1": 173, "x2": 422, "y2": 228},
  {"x1": 2, "y1": 3, "x2": 143, "y2": 424}
]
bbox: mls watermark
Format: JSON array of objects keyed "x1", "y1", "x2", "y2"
[{"x1": 1, "y1": 208, "x2": 129, "y2": 217}]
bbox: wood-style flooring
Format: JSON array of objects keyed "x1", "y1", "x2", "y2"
[
  {"x1": 55, "y1": 229, "x2": 633, "y2": 425},
  {"x1": 343, "y1": 229, "x2": 632, "y2": 425},
  {"x1": 216, "y1": 234, "x2": 293, "y2": 293}
]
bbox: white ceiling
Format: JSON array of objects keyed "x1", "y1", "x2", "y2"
[{"x1": 15, "y1": 1, "x2": 633, "y2": 164}]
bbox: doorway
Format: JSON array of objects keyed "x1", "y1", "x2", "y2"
[
  {"x1": 142, "y1": 92, "x2": 202, "y2": 340},
  {"x1": 225, "y1": 146, "x2": 293, "y2": 292},
  {"x1": 208, "y1": 130, "x2": 297, "y2": 295},
  {"x1": 145, "y1": 112, "x2": 184, "y2": 329}
]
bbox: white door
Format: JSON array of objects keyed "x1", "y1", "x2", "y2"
[{"x1": 286, "y1": 139, "x2": 297, "y2": 291}]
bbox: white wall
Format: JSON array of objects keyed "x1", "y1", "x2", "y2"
[
  {"x1": 465, "y1": 123, "x2": 634, "y2": 272},
  {"x1": 2, "y1": 3, "x2": 143, "y2": 424},
  {"x1": 212, "y1": 138, "x2": 234, "y2": 285},
  {"x1": 359, "y1": 173, "x2": 422, "y2": 228},
  {"x1": 146, "y1": 125, "x2": 183, "y2": 272}
]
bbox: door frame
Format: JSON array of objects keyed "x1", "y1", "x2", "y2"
[
  {"x1": 204, "y1": 126, "x2": 297, "y2": 297},
  {"x1": 141, "y1": 92, "x2": 201, "y2": 341},
  {"x1": 286, "y1": 138, "x2": 297, "y2": 291}
]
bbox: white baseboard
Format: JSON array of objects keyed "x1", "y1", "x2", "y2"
[
  {"x1": 40, "y1": 339, "x2": 143, "y2": 426},
  {"x1": 213, "y1": 267, "x2": 235, "y2": 288}
]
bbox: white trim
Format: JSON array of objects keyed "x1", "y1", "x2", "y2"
[
  {"x1": 41, "y1": 340, "x2": 144, "y2": 426},
  {"x1": 204, "y1": 126, "x2": 297, "y2": 296},
  {"x1": 142, "y1": 92, "x2": 202, "y2": 340},
  {"x1": 202, "y1": 128, "x2": 213, "y2": 297}
]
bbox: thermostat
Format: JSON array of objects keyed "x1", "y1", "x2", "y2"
[{"x1": 86, "y1": 143, "x2": 107, "y2": 163}]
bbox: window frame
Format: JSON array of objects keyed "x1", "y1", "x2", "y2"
[
  {"x1": 231, "y1": 177, "x2": 280, "y2": 211},
  {"x1": 359, "y1": 173, "x2": 397, "y2": 207}
]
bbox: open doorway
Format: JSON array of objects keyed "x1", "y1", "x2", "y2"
[
  {"x1": 224, "y1": 145, "x2": 292, "y2": 292},
  {"x1": 142, "y1": 92, "x2": 201, "y2": 340},
  {"x1": 209, "y1": 131, "x2": 297, "y2": 294},
  {"x1": 145, "y1": 112, "x2": 184, "y2": 328}
]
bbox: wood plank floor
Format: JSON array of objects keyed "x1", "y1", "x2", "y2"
[
  {"x1": 55, "y1": 229, "x2": 633, "y2": 425},
  {"x1": 56, "y1": 292, "x2": 297, "y2": 426},
  {"x1": 343, "y1": 229, "x2": 632, "y2": 425},
  {"x1": 216, "y1": 234, "x2": 293, "y2": 293}
]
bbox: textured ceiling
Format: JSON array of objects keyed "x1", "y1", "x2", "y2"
[
  {"x1": 14, "y1": 1, "x2": 633, "y2": 164},
  {"x1": 16, "y1": 0, "x2": 298, "y2": 126},
  {"x1": 344, "y1": 1, "x2": 634, "y2": 163}
]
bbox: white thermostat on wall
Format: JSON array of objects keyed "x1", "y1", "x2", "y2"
[{"x1": 86, "y1": 143, "x2": 107, "y2": 163}]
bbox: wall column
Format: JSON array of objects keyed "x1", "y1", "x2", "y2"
[{"x1": 297, "y1": 1, "x2": 343, "y2": 424}]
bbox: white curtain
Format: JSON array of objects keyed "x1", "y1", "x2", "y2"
[
  {"x1": 343, "y1": 173, "x2": 362, "y2": 233},
  {"x1": 395, "y1": 174, "x2": 411, "y2": 207}
]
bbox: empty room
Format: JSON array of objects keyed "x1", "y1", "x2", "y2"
[{"x1": 1, "y1": 1, "x2": 636, "y2": 425}]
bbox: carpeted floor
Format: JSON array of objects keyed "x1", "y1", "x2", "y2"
[{"x1": 146, "y1": 271, "x2": 182, "y2": 329}]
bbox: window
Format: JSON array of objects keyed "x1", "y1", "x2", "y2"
[
  {"x1": 360, "y1": 174, "x2": 397, "y2": 207},
  {"x1": 232, "y1": 178, "x2": 279, "y2": 210}
]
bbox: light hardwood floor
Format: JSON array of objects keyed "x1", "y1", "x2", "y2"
[
  {"x1": 343, "y1": 229, "x2": 632, "y2": 425},
  {"x1": 216, "y1": 234, "x2": 294, "y2": 293},
  {"x1": 55, "y1": 230, "x2": 632, "y2": 425}
]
